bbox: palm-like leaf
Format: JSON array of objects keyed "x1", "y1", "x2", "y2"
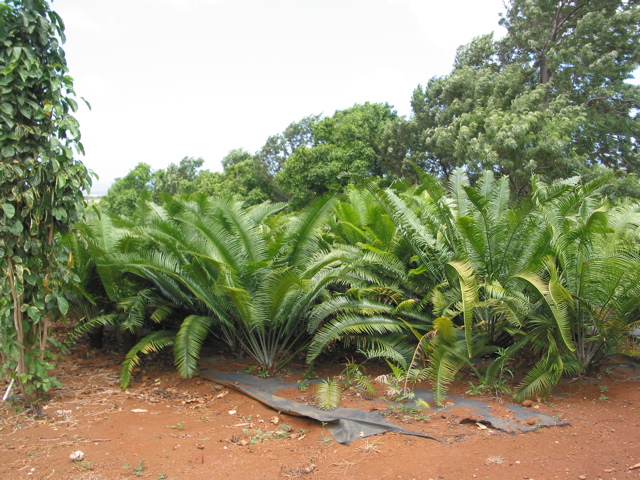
[
  {"x1": 120, "y1": 330, "x2": 176, "y2": 388},
  {"x1": 173, "y1": 315, "x2": 216, "y2": 378}
]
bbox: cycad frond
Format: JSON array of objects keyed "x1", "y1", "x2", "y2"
[
  {"x1": 358, "y1": 335, "x2": 416, "y2": 368},
  {"x1": 174, "y1": 315, "x2": 216, "y2": 378},
  {"x1": 315, "y1": 379, "x2": 342, "y2": 410},
  {"x1": 429, "y1": 337, "x2": 469, "y2": 405},
  {"x1": 515, "y1": 264, "x2": 575, "y2": 352},
  {"x1": 514, "y1": 350, "x2": 564, "y2": 402},
  {"x1": 280, "y1": 194, "x2": 337, "y2": 265},
  {"x1": 68, "y1": 313, "x2": 121, "y2": 343},
  {"x1": 445, "y1": 261, "x2": 479, "y2": 356},
  {"x1": 120, "y1": 330, "x2": 175, "y2": 388},
  {"x1": 307, "y1": 313, "x2": 407, "y2": 362}
]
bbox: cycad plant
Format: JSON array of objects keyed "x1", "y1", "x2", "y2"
[
  {"x1": 540, "y1": 186, "x2": 640, "y2": 373},
  {"x1": 346, "y1": 168, "x2": 637, "y2": 403},
  {"x1": 93, "y1": 194, "x2": 400, "y2": 386},
  {"x1": 307, "y1": 185, "x2": 436, "y2": 369},
  {"x1": 364, "y1": 169, "x2": 560, "y2": 402}
]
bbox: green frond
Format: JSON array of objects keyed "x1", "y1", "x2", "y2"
[
  {"x1": 445, "y1": 261, "x2": 479, "y2": 356},
  {"x1": 514, "y1": 351, "x2": 564, "y2": 402},
  {"x1": 515, "y1": 264, "x2": 575, "y2": 352},
  {"x1": 118, "y1": 288, "x2": 162, "y2": 332},
  {"x1": 433, "y1": 316, "x2": 456, "y2": 345},
  {"x1": 368, "y1": 186, "x2": 440, "y2": 272},
  {"x1": 281, "y1": 194, "x2": 337, "y2": 265},
  {"x1": 429, "y1": 338, "x2": 468, "y2": 405},
  {"x1": 490, "y1": 175, "x2": 511, "y2": 220},
  {"x1": 266, "y1": 269, "x2": 308, "y2": 317},
  {"x1": 307, "y1": 314, "x2": 407, "y2": 363},
  {"x1": 174, "y1": 315, "x2": 216, "y2": 378},
  {"x1": 448, "y1": 168, "x2": 472, "y2": 218},
  {"x1": 456, "y1": 216, "x2": 488, "y2": 271},
  {"x1": 476, "y1": 170, "x2": 496, "y2": 199},
  {"x1": 408, "y1": 163, "x2": 447, "y2": 202},
  {"x1": 68, "y1": 313, "x2": 121, "y2": 343},
  {"x1": 484, "y1": 336, "x2": 529, "y2": 384},
  {"x1": 359, "y1": 335, "x2": 415, "y2": 368},
  {"x1": 315, "y1": 379, "x2": 342, "y2": 410},
  {"x1": 120, "y1": 330, "x2": 176, "y2": 388},
  {"x1": 245, "y1": 201, "x2": 287, "y2": 226}
]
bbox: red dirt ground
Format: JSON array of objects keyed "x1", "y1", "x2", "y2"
[{"x1": 1, "y1": 347, "x2": 639, "y2": 480}]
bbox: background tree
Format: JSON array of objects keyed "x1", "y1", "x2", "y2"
[
  {"x1": 195, "y1": 149, "x2": 283, "y2": 206},
  {"x1": 0, "y1": 0, "x2": 92, "y2": 401},
  {"x1": 277, "y1": 102, "x2": 409, "y2": 207},
  {"x1": 152, "y1": 156, "x2": 204, "y2": 199},
  {"x1": 256, "y1": 114, "x2": 320, "y2": 176},
  {"x1": 500, "y1": 0, "x2": 640, "y2": 173},
  {"x1": 410, "y1": 0, "x2": 640, "y2": 194},
  {"x1": 99, "y1": 162, "x2": 153, "y2": 217}
]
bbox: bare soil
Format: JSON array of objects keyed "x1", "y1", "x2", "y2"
[{"x1": 1, "y1": 347, "x2": 639, "y2": 480}]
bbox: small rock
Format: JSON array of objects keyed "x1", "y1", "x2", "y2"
[
  {"x1": 521, "y1": 399, "x2": 533, "y2": 407},
  {"x1": 525, "y1": 417, "x2": 537, "y2": 426},
  {"x1": 69, "y1": 451, "x2": 84, "y2": 462},
  {"x1": 578, "y1": 475, "x2": 587, "y2": 480},
  {"x1": 299, "y1": 464, "x2": 316, "y2": 474}
]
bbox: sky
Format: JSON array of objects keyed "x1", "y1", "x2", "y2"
[{"x1": 53, "y1": 0, "x2": 510, "y2": 194}]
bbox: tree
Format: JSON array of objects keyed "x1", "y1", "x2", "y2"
[
  {"x1": 277, "y1": 103, "x2": 409, "y2": 207},
  {"x1": 195, "y1": 149, "x2": 283, "y2": 206},
  {"x1": 499, "y1": 0, "x2": 640, "y2": 173},
  {"x1": 89, "y1": 193, "x2": 404, "y2": 383},
  {"x1": 256, "y1": 114, "x2": 320, "y2": 176},
  {"x1": 99, "y1": 162, "x2": 153, "y2": 217},
  {"x1": 410, "y1": 0, "x2": 640, "y2": 194},
  {"x1": 538, "y1": 181, "x2": 640, "y2": 374},
  {"x1": 152, "y1": 156, "x2": 204, "y2": 199},
  {"x1": 0, "y1": 0, "x2": 91, "y2": 401}
]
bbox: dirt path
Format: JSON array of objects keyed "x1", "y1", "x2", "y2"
[{"x1": 1, "y1": 350, "x2": 639, "y2": 480}]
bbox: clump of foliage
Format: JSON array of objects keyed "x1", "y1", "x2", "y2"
[
  {"x1": 311, "y1": 169, "x2": 640, "y2": 404},
  {"x1": 0, "y1": 0, "x2": 91, "y2": 402}
]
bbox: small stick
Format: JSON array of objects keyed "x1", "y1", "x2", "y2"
[{"x1": 2, "y1": 377, "x2": 15, "y2": 402}]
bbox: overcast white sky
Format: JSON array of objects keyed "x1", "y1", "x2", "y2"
[{"x1": 53, "y1": 0, "x2": 509, "y2": 193}]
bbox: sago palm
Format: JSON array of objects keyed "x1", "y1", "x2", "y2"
[
  {"x1": 99, "y1": 193, "x2": 405, "y2": 384},
  {"x1": 542, "y1": 190, "x2": 640, "y2": 373}
]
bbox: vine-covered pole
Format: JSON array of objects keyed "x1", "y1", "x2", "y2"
[{"x1": 0, "y1": 0, "x2": 92, "y2": 402}]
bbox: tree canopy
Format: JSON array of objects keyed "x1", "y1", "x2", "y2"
[
  {"x1": 410, "y1": 0, "x2": 640, "y2": 194},
  {"x1": 276, "y1": 102, "x2": 409, "y2": 207}
]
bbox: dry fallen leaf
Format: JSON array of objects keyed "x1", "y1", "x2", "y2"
[{"x1": 215, "y1": 390, "x2": 228, "y2": 399}]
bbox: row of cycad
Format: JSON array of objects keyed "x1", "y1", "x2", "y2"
[{"x1": 66, "y1": 169, "x2": 640, "y2": 403}]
